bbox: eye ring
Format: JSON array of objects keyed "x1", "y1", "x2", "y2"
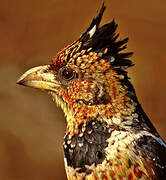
[{"x1": 59, "y1": 67, "x2": 75, "y2": 81}]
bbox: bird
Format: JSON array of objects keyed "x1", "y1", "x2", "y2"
[{"x1": 17, "y1": 3, "x2": 166, "y2": 180}]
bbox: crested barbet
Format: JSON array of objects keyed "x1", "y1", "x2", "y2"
[{"x1": 17, "y1": 4, "x2": 166, "y2": 180}]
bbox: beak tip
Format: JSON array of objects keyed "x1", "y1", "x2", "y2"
[{"x1": 16, "y1": 77, "x2": 25, "y2": 86}]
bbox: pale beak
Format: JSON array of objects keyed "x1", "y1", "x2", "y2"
[{"x1": 17, "y1": 65, "x2": 60, "y2": 92}]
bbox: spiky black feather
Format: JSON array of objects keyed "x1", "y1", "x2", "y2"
[{"x1": 80, "y1": 4, "x2": 133, "y2": 69}]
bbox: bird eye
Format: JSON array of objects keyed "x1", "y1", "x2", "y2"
[{"x1": 60, "y1": 67, "x2": 75, "y2": 81}]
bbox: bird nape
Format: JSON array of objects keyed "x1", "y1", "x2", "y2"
[{"x1": 17, "y1": 3, "x2": 166, "y2": 180}]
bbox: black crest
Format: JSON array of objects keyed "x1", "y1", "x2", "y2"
[{"x1": 81, "y1": 3, "x2": 133, "y2": 70}]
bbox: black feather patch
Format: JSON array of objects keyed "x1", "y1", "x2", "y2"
[
  {"x1": 64, "y1": 120, "x2": 111, "y2": 174},
  {"x1": 136, "y1": 135, "x2": 166, "y2": 179}
]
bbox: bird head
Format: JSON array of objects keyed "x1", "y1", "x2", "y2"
[{"x1": 17, "y1": 4, "x2": 134, "y2": 135}]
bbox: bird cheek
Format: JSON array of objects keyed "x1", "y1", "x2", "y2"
[
  {"x1": 66, "y1": 80, "x2": 96, "y2": 106},
  {"x1": 61, "y1": 90, "x2": 75, "y2": 106}
]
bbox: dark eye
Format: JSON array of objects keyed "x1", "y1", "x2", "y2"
[{"x1": 60, "y1": 67, "x2": 75, "y2": 81}]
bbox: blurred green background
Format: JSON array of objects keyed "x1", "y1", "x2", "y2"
[{"x1": 0, "y1": 0, "x2": 166, "y2": 179}]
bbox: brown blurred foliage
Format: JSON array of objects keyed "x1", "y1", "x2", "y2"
[{"x1": 0, "y1": 0, "x2": 165, "y2": 179}]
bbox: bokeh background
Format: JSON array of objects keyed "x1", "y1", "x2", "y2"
[{"x1": 0, "y1": 0, "x2": 166, "y2": 179}]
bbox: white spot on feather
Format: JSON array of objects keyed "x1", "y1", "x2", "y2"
[
  {"x1": 64, "y1": 157, "x2": 68, "y2": 168},
  {"x1": 110, "y1": 56, "x2": 115, "y2": 62},
  {"x1": 88, "y1": 25, "x2": 96, "y2": 38}
]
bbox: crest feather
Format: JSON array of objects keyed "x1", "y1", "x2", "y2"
[{"x1": 81, "y1": 3, "x2": 133, "y2": 69}]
